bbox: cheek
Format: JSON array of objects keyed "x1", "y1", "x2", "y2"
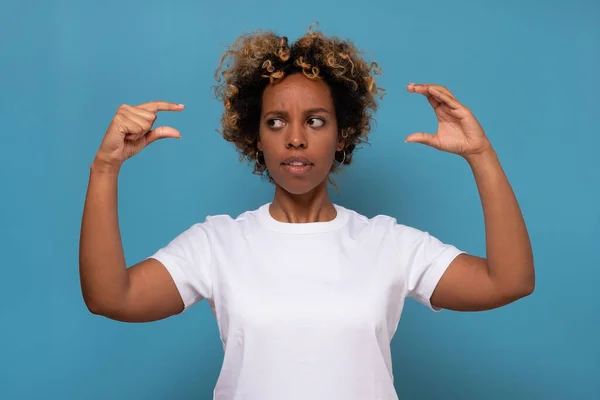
[
  {"x1": 257, "y1": 129, "x2": 274, "y2": 154},
  {"x1": 258, "y1": 137, "x2": 279, "y2": 165},
  {"x1": 323, "y1": 133, "x2": 342, "y2": 155}
]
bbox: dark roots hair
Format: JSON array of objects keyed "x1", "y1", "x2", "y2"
[{"x1": 214, "y1": 24, "x2": 385, "y2": 180}]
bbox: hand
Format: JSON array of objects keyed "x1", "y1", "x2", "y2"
[
  {"x1": 405, "y1": 84, "x2": 492, "y2": 158},
  {"x1": 94, "y1": 101, "x2": 185, "y2": 170}
]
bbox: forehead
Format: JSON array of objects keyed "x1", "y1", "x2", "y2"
[{"x1": 261, "y1": 73, "x2": 333, "y2": 111}]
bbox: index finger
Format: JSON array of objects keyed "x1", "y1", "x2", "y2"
[
  {"x1": 135, "y1": 101, "x2": 185, "y2": 113},
  {"x1": 427, "y1": 87, "x2": 462, "y2": 110}
]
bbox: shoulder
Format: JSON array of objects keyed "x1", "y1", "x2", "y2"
[
  {"x1": 338, "y1": 205, "x2": 420, "y2": 233},
  {"x1": 335, "y1": 205, "x2": 427, "y2": 244},
  {"x1": 187, "y1": 204, "x2": 265, "y2": 237}
]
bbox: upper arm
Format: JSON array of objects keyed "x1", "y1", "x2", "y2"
[
  {"x1": 430, "y1": 253, "x2": 525, "y2": 312},
  {"x1": 399, "y1": 224, "x2": 527, "y2": 313},
  {"x1": 90, "y1": 258, "x2": 185, "y2": 323},
  {"x1": 116, "y1": 258, "x2": 185, "y2": 322},
  {"x1": 101, "y1": 222, "x2": 214, "y2": 323}
]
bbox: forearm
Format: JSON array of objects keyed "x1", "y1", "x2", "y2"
[
  {"x1": 466, "y1": 148, "x2": 535, "y2": 294},
  {"x1": 79, "y1": 159, "x2": 129, "y2": 313}
]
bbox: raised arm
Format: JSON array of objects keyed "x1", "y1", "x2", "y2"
[
  {"x1": 79, "y1": 101, "x2": 187, "y2": 322},
  {"x1": 405, "y1": 84, "x2": 535, "y2": 311}
]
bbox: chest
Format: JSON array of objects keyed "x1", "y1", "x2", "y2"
[{"x1": 211, "y1": 232, "x2": 406, "y2": 342}]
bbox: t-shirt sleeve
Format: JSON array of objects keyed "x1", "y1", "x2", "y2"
[
  {"x1": 147, "y1": 222, "x2": 214, "y2": 311},
  {"x1": 396, "y1": 224, "x2": 465, "y2": 311}
]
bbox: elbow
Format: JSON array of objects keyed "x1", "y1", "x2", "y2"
[
  {"x1": 87, "y1": 303, "x2": 106, "y2": 316},
  {"x1": 81, "y1": 287, "x2": 104, "y2": 315},
  {"x1": 84, "y1": 299, "x2": 125, "y2": 320},
  {"x1": 521, "y1": 264, "x2": 536, "y2": 297},
  {"x1": 523, "y1": 275, "x2": 535, "y2": 297},
  {"x1": 505, "y1": 270, "x2": 535, "y2": 302},
  {"x1": 83, "y1": 296, "x2": 107, "y2": 316},
  {"x1": 515, "y1": 281, "x2": 534, "y2": 300},
  {"x1": 82, "y1": 293, "x2": 121, "y2": 318}
]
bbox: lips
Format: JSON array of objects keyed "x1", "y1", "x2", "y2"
[
  {"x1": 281, "y1": 156, "x2": 313, "y2": 166},
  {"x1": 281, "y1": 156, "x2": 313, "y2": 175}
]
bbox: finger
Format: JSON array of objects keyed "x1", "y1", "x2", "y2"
[
  {"x1": 407, "y1": 83, "x2": 441, "y2": 108},
  {"x1": 424, "y1": 93, "x2": 441, "y2": 109},
  {"x1": 425, "y1": 85, "x2": 455, "y2": 99},
  {"x1": 145, "y1": 126, "x2": 182, "y2": 145},
  {"x1": 119, "y1": 108, "x2": 153, "y2": 137},
  {"x1": 433, "y1": 86, "x2": 455, "y2": 99},
  {"x1": 114, "y1": 111, "x2": 146, "y2": 137},
  {"x1": 427, "y1": 87, "x2": 462, "y2": 110},
  {"x1": 136, "y1": 101, "x2": 185, "y2": 113},
  {"x1": 407, "y1": 83, "x2": 438, "y2": 94},
  {"x1": 121, "y1": 104, "x2": 158, "y2": 121},
  {"x1": 407, "y1": 83, "x2": 455, "y2": 99},
  {"x1": 406, "y1": 83, "x2": 422, "y2": 93},
  {"x1": 405, "y1": 132, "x2": 440, "y2": 148}
]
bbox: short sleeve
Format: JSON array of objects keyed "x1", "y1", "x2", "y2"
[
  {"x1": 397, "y1": 225, "x2": 465, "y2": 311},
  {"x1": 148, "y1": 222, "x2": 214, "y2": 310}
]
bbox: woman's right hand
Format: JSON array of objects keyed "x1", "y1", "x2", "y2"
[{"x1": 93, "y1": 101, "x2": 185, "y2": 171}]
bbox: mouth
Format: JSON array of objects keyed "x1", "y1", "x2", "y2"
[{"x1": 281, "y1": 157, "x2": 313, "y2": 175}]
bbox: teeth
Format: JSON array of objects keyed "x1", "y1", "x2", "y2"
[{"x1": 289, "y1": 162, "x2": 305, "y2": 166}]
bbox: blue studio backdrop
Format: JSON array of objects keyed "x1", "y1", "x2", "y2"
[{"x1": 1, "y1": 1, "x2": 598, "y2": 399}]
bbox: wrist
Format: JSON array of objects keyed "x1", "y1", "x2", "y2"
[
  {"x1": 91, "y1": 154, "x2": 122, "y2": 176},
  {"x1": 463, "y1": 144, "x2": 497, "y2": 167}
]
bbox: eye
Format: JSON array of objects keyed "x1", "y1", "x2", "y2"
[
  {"x1": 307, "y1": 117, "x2": 325, "y2": 128},
  {"x1": 267, "y1": 119, "x2": 285, "y2": 129}
]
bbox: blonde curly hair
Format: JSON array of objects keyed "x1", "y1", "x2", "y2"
[{"x1": 214, "y1": 24, "x2": 384, "y2": 179}]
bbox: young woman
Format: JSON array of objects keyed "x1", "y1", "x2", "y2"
[{"x1": 79, "y1": 26, "x2": 534, "y2": 399}]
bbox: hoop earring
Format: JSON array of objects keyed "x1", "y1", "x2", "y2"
[
  {"x1": 336, "y1": 150, "x2": 346, "y2": 165},
  {"x1": 256, "y1": 150, "x2": 264, "y2": 167}
]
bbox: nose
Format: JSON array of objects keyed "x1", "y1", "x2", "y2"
[{"x1": 285, "y1": 123, "x2": 307, "y2": 149}]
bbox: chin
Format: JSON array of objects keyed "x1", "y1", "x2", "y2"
[{"x1": 271, "y1": 173, "x2": 329, "y2": 196}]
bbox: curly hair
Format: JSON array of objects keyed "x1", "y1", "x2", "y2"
[{"x1": 214, "y1": 24, "x2": 384, "y2": 180}]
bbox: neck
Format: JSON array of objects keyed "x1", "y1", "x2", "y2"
[{"x1": 270, "y1": 179, "x2": 336, "y2": 223}]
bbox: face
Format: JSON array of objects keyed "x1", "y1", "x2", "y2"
[{"x1": 257, "y1": 73, "x2": 343, "y2": 195}]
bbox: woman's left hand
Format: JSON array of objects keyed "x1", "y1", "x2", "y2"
[{"x1": 405, "y1": 83, "x2": 492, "y2": 158}]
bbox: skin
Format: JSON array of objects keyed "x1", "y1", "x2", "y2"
[
  {"x1": 79, "y1": 74, "x2": 534, "y2": 323},
  {"x1": 257, "y1": 73, "x2": 343, "y2": 223},
  {"x1": 403, "y1": 83, "x2": 535, "y2": 310},
  {"x1": 79, "y1": 102, "x2": 186, "y2": 322}
]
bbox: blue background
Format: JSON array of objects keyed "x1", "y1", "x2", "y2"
[{"x1": 1, "y1": 0, "x2": 598, "y2": 399}]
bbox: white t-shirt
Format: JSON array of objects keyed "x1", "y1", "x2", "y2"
[{"x1": 150, "y1": 203, "x2": 464, "y2": 400}]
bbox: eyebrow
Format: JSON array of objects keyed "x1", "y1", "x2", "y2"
[{"x1": 263, "y1": 107, "x2": 332, "y2": 119}]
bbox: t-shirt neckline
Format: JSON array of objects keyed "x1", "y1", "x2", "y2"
[{"x1": 257, "y1": 202, "x2": 349, "y2": 234}]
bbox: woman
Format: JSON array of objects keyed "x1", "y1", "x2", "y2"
[{"x1": 79, "y1": 26, "x2": 535, "y2": 399}]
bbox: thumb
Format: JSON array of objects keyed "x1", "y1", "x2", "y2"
[
  {"x1": 405, "y1": 132, "x2": 438, "y2": 147},
  {"x1": 145, "y1": 126, "x2": 181, "y2": 145}
]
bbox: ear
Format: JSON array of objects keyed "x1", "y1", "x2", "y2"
[
  {"x1": 336, "y1": 138, "x2": 345, "y2": 152},
  {"x1": 257, "y1": 139, "x2": 263, "y2": 152}
]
